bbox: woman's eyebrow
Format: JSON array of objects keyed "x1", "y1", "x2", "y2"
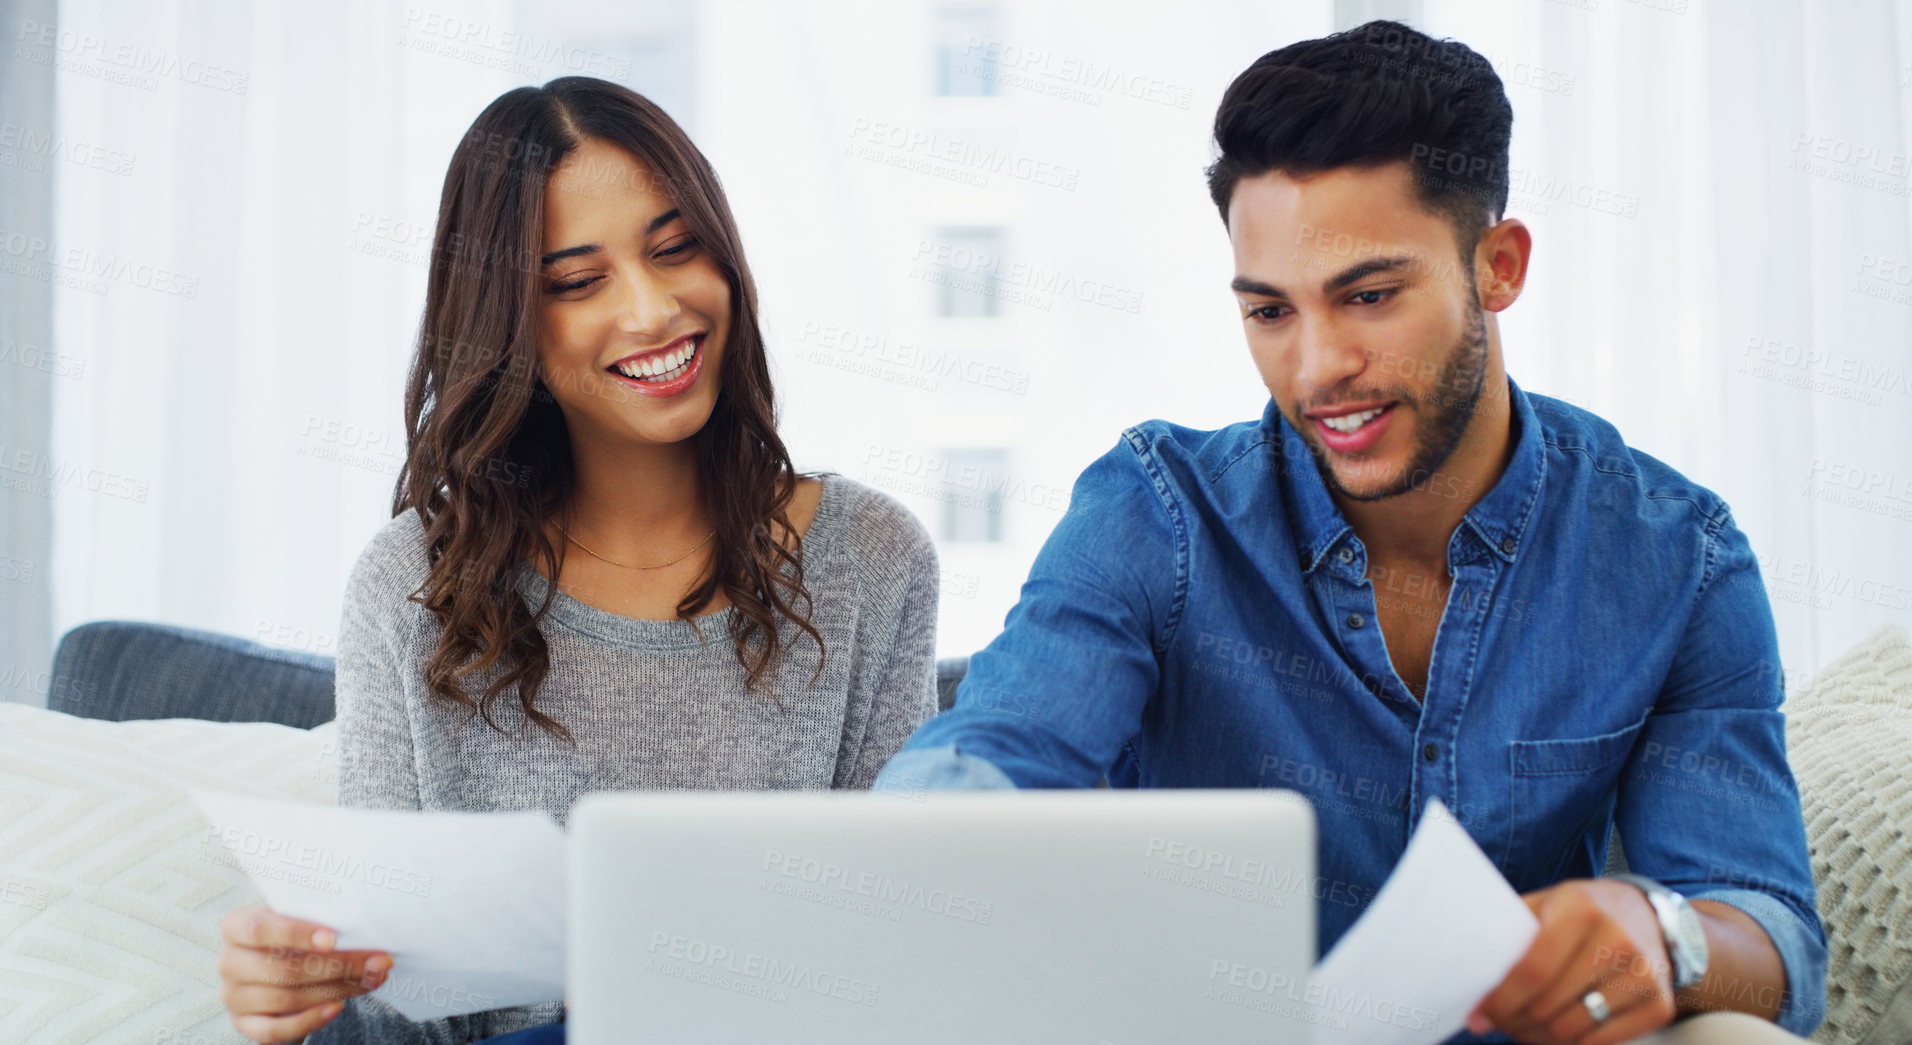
[
  {"x1": 643, "y1": 207, "x2": 682, "y2": 235},
  {"x1": 540, "y1": 244, "x2": 600, "y2": 267},
  {"x1": 540, "y1": 209, "x2": 684, "y2": 268}
]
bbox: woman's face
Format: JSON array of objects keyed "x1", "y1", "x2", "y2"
[{"x1": 535, "y1": 138, "x2": 731, "y2": 451}]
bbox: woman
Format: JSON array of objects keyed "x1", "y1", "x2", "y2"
[{"x1": 213, "y1": 77, "x2": 940, "y2": 1044}]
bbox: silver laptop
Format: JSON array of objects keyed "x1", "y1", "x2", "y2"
[{"x1": 568, "y1": 789, "x2": 1315, "y2": 1045}]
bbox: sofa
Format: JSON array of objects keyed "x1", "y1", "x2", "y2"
[{"x1": 1, "y1": 620, "x2": 1906, "y2": 1044}]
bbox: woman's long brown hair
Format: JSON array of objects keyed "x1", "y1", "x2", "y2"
[{"x1": 395, "y1": 77, "x2": 821, "y2": 741}]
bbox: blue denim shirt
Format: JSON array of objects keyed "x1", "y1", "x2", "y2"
[{"x1": 877, "y1": 379, "x2": 1826, "y2": 1039}]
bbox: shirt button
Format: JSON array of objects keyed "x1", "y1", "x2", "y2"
[
  {"x1": 1338, "y1": 547, "x2": 1354, "y2": 564},
  {"x1": 1346, "y1": 613, "x2": 1365, "y2": 629},
  {"x1": 1423, "y1": 743, "x2": 1439, "y2": 761},
  {"x1": 1501, "y1": 537, "x2": 1517, "y2": 554}
]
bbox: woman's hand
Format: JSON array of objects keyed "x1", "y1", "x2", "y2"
[{"x1": 217, "y1": 906, "x2": 393, "y2": 1044}]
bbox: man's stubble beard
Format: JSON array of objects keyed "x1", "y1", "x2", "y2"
[{"x1": 1315, "y1": 299, "x2": 1489, "y2": 503}]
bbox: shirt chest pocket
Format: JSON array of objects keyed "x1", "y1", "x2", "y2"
[{"x1": 1504, "y1": 719, "x2": 1646, "y2": 892}]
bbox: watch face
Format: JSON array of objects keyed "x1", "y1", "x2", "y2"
[{"x1": 1672, "y1": 900, "x2": 1709, "y2": 982}]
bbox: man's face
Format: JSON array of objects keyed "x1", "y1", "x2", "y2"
[{"x1": 1228, "y1": 161, "x2": 1490, "y2": 502}]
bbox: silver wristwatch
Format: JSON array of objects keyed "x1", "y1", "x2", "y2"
[{"x1": 1612, "y1": 874, "x2": 1710, "y2": 989}]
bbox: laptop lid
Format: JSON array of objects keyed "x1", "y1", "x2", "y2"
[{"x1": 568, "y1": 789, "x2": 1315, "y2": 1045}]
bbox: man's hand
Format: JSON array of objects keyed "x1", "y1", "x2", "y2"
[{"x1": 1467, "y1": 879, "x2": 1677, "y2": 1044}]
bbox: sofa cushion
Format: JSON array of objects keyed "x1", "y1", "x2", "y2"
[
  {"x1": 0, "y1": 703, "x2": 336, "y2": 1044},
  {"x1": 49, "y1": 620, "x2": 337, "y2": 728},
  {"x1": 1782, "y1": 625, "x2": 1912, "y2": 1045}
]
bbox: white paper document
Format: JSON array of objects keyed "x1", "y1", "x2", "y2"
[
  {"x1": 193, "y1": 790, "x2": 568, "y2": 1021},
  {"x1": 1309, "y1": 798, "x2": 1540, "y2": 1045}
]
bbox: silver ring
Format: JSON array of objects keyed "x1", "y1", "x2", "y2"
[{"x1": 1582, "y1": 989, "x2": 1612, "y2": 1024}]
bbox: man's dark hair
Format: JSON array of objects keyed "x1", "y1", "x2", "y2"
[{"x1": 1205, "y1": 20, "x2": 1513, "y2": 256}]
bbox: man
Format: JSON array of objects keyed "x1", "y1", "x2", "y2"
[{"x1": 875, "y1": 19, "x2": 1824, "y2": 1045}]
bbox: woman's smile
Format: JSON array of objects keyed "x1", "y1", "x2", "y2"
[{"x1": 604, "y1": 331, "x2": 705, "y2": 398}]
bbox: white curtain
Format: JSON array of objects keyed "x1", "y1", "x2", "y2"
[
  {"x1": 42, "y1": 0, "x2": 1912, "y2": 682},
  {"x1": 45, "y1": 0, "x2": 663, "y2": 664}
]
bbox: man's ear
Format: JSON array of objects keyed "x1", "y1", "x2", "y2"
[{"x1": 1476, "y1": 218, "x2": 1532, "y2": 314}]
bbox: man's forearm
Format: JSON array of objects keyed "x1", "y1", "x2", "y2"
[{"x1": 1678, "y1": 900, "x2": 1788, "y2": 1022}]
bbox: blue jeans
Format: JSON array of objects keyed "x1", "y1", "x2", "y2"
[{"x1": 474, "y1": 1026, "x2": 564, "y2": 1044}]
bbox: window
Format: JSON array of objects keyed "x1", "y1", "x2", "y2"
[
  {"x1": 931, "y1": 226, "x2": 1003, "y2": 318},
  {"x1": 934, "y1": 6, "x2": 1000, "y2": 97},
  {"x1": 939, "y1": 448, "x2": 1009, "y2": 543}
]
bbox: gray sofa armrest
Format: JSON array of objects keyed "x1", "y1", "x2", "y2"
[
  {"x1": 935, "y1": 655, "x2": 969, "y2": 712},
  {"x1": 48, "y1": 620, "x2": 336, "y2": 728}
]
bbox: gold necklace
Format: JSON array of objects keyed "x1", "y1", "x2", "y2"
[{"x1": 554, "y1": 521, "x2": 717, "y2": 570}]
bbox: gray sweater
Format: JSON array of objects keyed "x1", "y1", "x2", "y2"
[{"x1": 309, "y1": 473, "x2": 940, "y2": 1044}]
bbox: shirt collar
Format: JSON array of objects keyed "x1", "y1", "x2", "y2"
[{"x1": 1270, "y1": 376, "x2": 1548, "y2": 576}]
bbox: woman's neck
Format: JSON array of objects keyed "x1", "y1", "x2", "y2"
[{"x1": 560, "y1": 432, "x2": 709, "y2": 559}]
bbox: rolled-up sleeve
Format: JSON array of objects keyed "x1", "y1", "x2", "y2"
[
  {"x1": 875, "y1": 743, "x2": 1020, "y2": 794},
  {"x1": 1613, "y1": 510, "x2": 1826, "y2": 1036},
  {"x1": 1679, "y1": 886, "x2": 1826, "y2": 1034}
]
